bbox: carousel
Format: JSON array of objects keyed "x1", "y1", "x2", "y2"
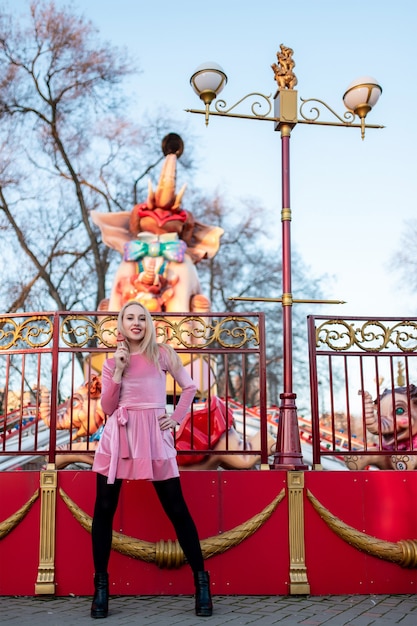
[{"x1": 1, "y1": 104, "x2": 417, "y2": 598}]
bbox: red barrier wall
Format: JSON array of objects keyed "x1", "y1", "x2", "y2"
[
  {"x1": 1, "y1": 470, "x2": 417, "y2": 596},
  {"x1": 304, "y1": 472, "x2": 417, "y2": 595},
  {"x1": 56, "y1": 470, "x2": 289, "y2": 596},
  {"x1": 0, "y1": 472, "x2": 41, "y2": 595}
]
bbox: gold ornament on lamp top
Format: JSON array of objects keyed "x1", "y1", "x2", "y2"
[{"x1": 271, "y1": 44, "x2": 298, "y2": 90}]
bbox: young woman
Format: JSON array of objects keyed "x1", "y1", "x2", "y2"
[{"x1": 90, "y1": 301, "x2": 212, "y2": 618}]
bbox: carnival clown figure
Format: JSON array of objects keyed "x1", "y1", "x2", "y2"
[{"x1": 91, "y1": 133, "x2": 223, "y2": 315}]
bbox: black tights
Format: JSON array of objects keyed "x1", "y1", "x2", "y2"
[{"x1": 92, "y1": 473, "x2": 204, "y2": 574}]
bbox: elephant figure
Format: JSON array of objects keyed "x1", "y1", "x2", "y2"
[
  {"x1": 91, "y1": 133, "x2": 223, "y2": 318},
  {"x1": 345, "y1": 386, "x2": 417, "y2": 470}
]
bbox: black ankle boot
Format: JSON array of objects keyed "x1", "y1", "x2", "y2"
[
  {"x1": 91, "y1": 572, "x2": 109, "y2": 619},
  {"x1": 194, "y1": 571, "x2": 213, "y2": 617}
]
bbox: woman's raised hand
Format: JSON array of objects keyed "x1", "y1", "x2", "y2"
[{"x1": 113, "y1": 333, "x2": 129, "y2": 378}]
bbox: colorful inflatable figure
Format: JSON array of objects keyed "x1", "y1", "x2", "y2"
[
  {"x1": 39, "y1": 376, "x2": 105, "y2": 440},
  {"x1": 363, "y1": 386, "x2": 417, "y2": 450},
  {"x1": 91, "y1": 133, "x2": 223, "y2": 315},
  {"x1": 345, "y1": 386, "x2": 417, "y2": 470},
  {"x1": 176, "y1": 395, "x2": 275, "y2": 470}
]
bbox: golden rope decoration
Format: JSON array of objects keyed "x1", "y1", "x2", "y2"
[
  {"x1": 307, "y1": 489, "x2": 417, "y2": 568},
  {"x1": 0, "y1": 490, "x2": 39, "y2": 540},
  {"x1": 60, "y1": 487, "x2": 285, "y2": 568}
]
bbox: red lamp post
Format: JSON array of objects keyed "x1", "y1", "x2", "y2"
[
  {"x1": 273, "y1": 96, "x2": 308, "y2": 469},
  {"x1": 188, "y1": 46, "x2": 383, "y2": 470}
]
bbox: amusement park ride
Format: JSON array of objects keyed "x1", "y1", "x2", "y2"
[{"x1": 3, "y1": 45, "x2": 417, "y2": 600}]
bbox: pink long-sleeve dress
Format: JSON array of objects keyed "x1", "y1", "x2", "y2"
[{"x1": 92, "y1": 346, "x2": 197, "y2": 484}]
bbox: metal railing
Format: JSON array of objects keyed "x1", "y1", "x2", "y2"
[
  {"x1": 0, "y1": 311, "x2": 270, "y2": 470},
  {"x1": 308, "y1": 315, "x2": 417, "y2": 470},
  {"x1": 5, "y1": 311, "x2": 415, "y2": 472}
]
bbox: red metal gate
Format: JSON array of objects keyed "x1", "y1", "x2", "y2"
[{"x1": 0, "y1": 310, "x2": 271, "y2": 470}]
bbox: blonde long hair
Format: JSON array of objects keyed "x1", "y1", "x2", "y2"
[{"x1": 116, "y1": 301, "x2": 182, "y2": 372}]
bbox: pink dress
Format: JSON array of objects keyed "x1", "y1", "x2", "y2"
[{"x1": 92, "y1": 347, "x2": 197, "y2": 483}]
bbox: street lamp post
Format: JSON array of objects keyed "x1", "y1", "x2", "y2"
[
  {"x1": 188, "y1": 45, "x2": 382, "y2": 470},
  {"x1": 275, "y1": 87, "x2": 305, "y2": 469}
]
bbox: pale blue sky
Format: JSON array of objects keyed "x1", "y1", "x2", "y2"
[{"x1": 12, "y1": 0, "x2": 417, "y2": 318}]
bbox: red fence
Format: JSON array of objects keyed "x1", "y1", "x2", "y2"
[
  {"x1": 308, "y1": 315, "x2": 417, "y2": 470},
  {"x1": 0, "y1": 311, "x2": 271, "y2": 471},
  {"x1": 3, "y1": 312, "x2": 417, "y2": 473}
]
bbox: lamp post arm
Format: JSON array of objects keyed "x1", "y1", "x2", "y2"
[
  {"x1": 185, "y1": 105, "x2": 384, "y2": 131},
  {"x1": 229, "y1": 297, "x2": 347, "y2": 304}
]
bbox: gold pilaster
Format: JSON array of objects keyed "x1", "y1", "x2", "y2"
[
  {"x1": 287, "y1": 471, "x2": 310, "y2": 594},
  {"x1": 35, "y1": 464, "x2": 57, "y2": 595}
]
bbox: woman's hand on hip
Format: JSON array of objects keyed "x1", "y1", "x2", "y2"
[{"x1": 158, "y1": 414, "x2": 178, "y2": 430}]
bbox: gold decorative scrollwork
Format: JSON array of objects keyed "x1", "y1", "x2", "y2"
[
  {"x1": 60, "y1": 314, "x2": 118, "y2": 348},
  {"x1": 60, "y1": 487, "x2": 284, "y2": 568},
  {"x1": 307, "y1": 489, "x2": 417, "y2": 568},
  {"x1": 0, "y1": 316, "x2": 53, "y2": 350},
  {"x1": 216, "y1": 317, "x2": 259, "y2": 348},
  {"x1": 214, "y1": 93, "x2": 273, "y2": 118},
  {"x1": 154, "y1": 316, "x2": 260, "y2": 349},
  {"x1": 58, "y1": 314, "x2": 260, "y2": 350},
  {"x1": 299, "y1": 98, "x2": 355, "y2": 125},
  {"x1": 316, "y1": 319, "x2": 417, "y2": 353},
  {"x1": 0, "y1": 490, "x2": 39, "y2": 538}
]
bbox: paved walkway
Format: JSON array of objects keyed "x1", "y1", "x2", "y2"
[{"x1": 0, "y1": 594, "x2": 416, "y2": 625}]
